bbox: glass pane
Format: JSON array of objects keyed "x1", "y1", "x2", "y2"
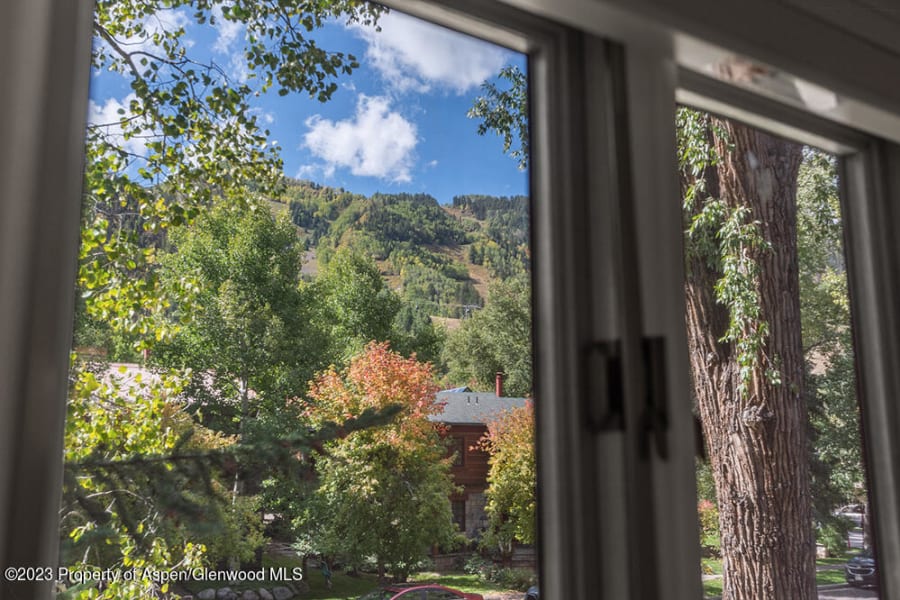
[
  {"x1": 677, "y1": 108, "x2": 878, "y2": 598},
  {"x1": 65, "y1": 2, "x2": 537, "y2": 599}
]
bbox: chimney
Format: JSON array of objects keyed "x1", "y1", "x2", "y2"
[{"x1": 495, "y1": 372, "x2": 504, "y2": 397}]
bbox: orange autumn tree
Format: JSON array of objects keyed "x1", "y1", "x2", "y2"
[
  {"x1": 479, "y1": 400, "x2": 536, "y2": 558},
  {"x1": 302, "y1": 342, "x2": 458, "y2": 581}
]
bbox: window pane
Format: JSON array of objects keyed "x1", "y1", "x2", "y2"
[
  {"x1": 677, "y1": 108, "x2": 878, "y2": 598},
  {"x1": 66, "y1": 2, "x2": 537, "y2": 598}
]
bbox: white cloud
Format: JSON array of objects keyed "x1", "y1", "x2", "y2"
[
  {"x1": 115, "y1": 9, "x2": 193, "y2": 53},
  {"x1": 302, "y1": 95, "x2": 418, "y2": 182},
  {"x1": 352, "y1": 12, "x2": 509, "y2": 95},
  {"x1": 87, "y1": 93, "x2": 153, "y2": 157},
  {"x1": 206, "y1": 7, "x2": 250, "y2": 83},
  {"x1": 296, "y1": 164, "x2": 319, "y2": 179},
  {"x1": 226, "y1": 50, "x2": 251, "y2": 83},
  {"x1": 210, "y1": 6, "x2": 244, "y2": 54}
]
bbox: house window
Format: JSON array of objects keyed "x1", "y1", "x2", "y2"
[
  {"x1": 451, "y1": 499, "x2": 466, "y2": 532},
  {"x1": 452, "y1": 436, "x2": 465, "y2": 467}
]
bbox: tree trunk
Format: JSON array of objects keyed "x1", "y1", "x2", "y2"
[{"x1": 684, "y1": 119, "x2": 815, "y2": 599}]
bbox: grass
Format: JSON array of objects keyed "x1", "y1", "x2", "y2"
[
  {"x1": 702, "y1": 578, "x2": 723, "y2": 598},
  {"x1": 701, "y1": 555, "x2": 850, "y2": 598},
  {"x1": 816, "y1": 569, "x2": 847, "y2": 586},
  {"x1": 179, "y1": 550, "x2": 524, "y2": 600},
  {"x1": 817, "y1": 555, "x2": 852, "y2": 566},
  {"x1": 302, "y1": 569, "x2": 520, "y2": 600},
  {"x1": 305, "y1": 571, "x2": 382, "y2": 600}
]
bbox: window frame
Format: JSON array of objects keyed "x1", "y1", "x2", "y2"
[{"x1": 676, "y1": 62, "x2": 900, "y2": 595}]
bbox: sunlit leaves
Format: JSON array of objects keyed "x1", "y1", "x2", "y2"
[
  {"x1": 442, "y1": 276, "x2": 532, "y2": 397},
  {"x1": 468, "y1": 65, "x2": 528, "y2": 170},
  {"x1": 479, "y1": 401, "x2": 535, "y2": 548},
  {"x1": 82, "y1": 0, "x2": 383, "y2": 353},
  {"x1": 301, "y1": 342, "x2": 457, "y2": 579},
  {"x1": 154, "y1": 204, "x2": 324, "y2": 433},
  {"x1": 61, "y1": 360, "x2": 216, "y2": 597},
  {"x1": 679, "y1": 107, "x2": 773, "y2": 395}
]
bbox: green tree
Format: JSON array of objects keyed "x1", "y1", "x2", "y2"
[
  {"x1": 467, "y1": 66, "x2": 528, "y2": 170},
  {"x1": 154, "y1": 205, "x2": 325, "y2": 436},
  {"x1": 315, "y1": 246, "x2": 444, "y2": 365},
  {"x1": 302, "y1": 342, "x2": 457, "y2": 581},
  {"x1": 80, "y1": 0, "x2": 382, "y2": 352},
  {"x1": 443, "y1": 276, "x2": 532, "y2": 397},
  {"x1": 478, "y1": 401, "x2": 536, "y2": 560},
  {"x1": 314, "y1": 247, "x2": 401, "y2": 362},
  {"x1": 796, "y1": 150, "x2": 864, "y2": 542}
]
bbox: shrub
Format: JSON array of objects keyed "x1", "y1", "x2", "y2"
[
  {"x1": 464, "y1": 556, "x2": 536, "y2": 591},
  {"x1": 464, "y1": 555, "x2": 492, "y2": 578},
  {"x1": 495, "y1": 567, "x2": 537, "y2": 591},
  {"x1": 698, "y1": 499, "x2": 720, "y2": 557},
  {"x1": 817, "y1": 517, "x2": 853, "y2": 556}
]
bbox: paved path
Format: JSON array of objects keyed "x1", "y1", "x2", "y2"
[
  {"x1": 817, "y1": 585, "x2": 878, "y2": 599},
  {"x1": 705, "y1": 582, "x2": 879, "y2": 600}
]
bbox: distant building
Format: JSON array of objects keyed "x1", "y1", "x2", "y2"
[{"x1": 429, "y1": 381, "x2": 528, "y2": 538}]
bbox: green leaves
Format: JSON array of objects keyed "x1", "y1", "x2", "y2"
[
  {"x1": 82, "y1": 0, "x2": 384, "y2": 360},
  {"x1": 443, "y1": 276, "x2": 532, "y2": 397},
  {"x1": 154, "y1": 204, "x2": 324, "y2": 432},
  {"x1": 468, "y1": 65, "x2": 529, "y2": 170},
  {"x1": 480, "y1": 402, "x2": 536, "y2": 548},
  {"x1": 301, "y1": 343, "x2": 456, "y2": 580},
  {"x1": 679, "y1": 108, "x2": 773, "y2": 396}
]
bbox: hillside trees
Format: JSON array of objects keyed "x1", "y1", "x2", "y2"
[
  {"x1": 295, "y1": 188, "x2": 483, "y2": 318},
  {"x1": 454, "y1": 195, "x2": 530, "y2": 280},
  {"x1": 301, "y1": 342, "x2": 457, "y2": 581}
]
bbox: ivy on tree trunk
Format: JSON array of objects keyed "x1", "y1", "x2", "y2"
[{"x1": 681, "y1": 110, "x2": 815, "y2": 600}]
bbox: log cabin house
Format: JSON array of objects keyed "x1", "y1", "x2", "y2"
[{"x1": 430, "y1": 376, "x2": 527, "y2": 538}]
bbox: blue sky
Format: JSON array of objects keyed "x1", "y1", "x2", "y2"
[{"x1": 87, "y1": 8, "x2": 528, "y2": 204}]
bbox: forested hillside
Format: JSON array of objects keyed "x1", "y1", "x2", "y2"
[{"x1": 280, "y1": 178, "x2": 529, "y2": 319}]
